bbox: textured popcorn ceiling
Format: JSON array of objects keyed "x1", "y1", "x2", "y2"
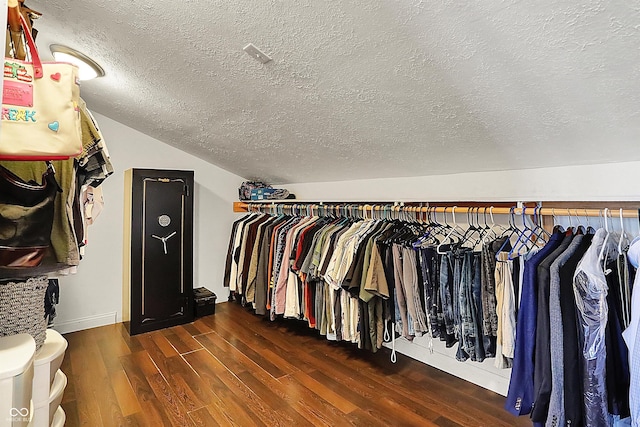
[{"x1": 32, "y1": 1, "x2": 640, "y2": 184}]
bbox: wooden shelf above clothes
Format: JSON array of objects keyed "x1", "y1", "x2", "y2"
[{"x1": 233, "y1": 201, "x2": 640, "y2": 218}]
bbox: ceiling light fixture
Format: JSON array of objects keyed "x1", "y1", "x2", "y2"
[{"x1": 49, "y1": 44, "x2": 105, "y2": 80}]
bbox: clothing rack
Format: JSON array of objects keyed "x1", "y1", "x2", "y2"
[
  {"x1": 228, "y1": 198, "x2": 640, "y2": 399},
  {"x1": 233, "y1": 201, "x2": 640, "y2": 218}
]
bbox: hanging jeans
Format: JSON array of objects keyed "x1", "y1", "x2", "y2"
[
  {"x1": 459, "y1": 251, "x2": 475, "y2": 360},
  {"x1": 439, "y1": 252, "x2": 457, "y2": 347},
  {"x1": 467, "y1": 252, "x2": 485, "y2": 362},
  {"x1": 420, "y1": 247, "x2": 442, "y2": 339},
  {"x1": 454, "y1": 250, "x2": 470, "y2": 361},
  {"x1": 459, "y1": 250, "x2": 485, "y2": 362}
]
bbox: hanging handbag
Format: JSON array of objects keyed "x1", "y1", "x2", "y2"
[
  {"x1": 0, "y1": 13, "x2": 82, "y2": 161},
  {"x1": 0, "y1": 162, "x2": 59, "y2": 268}
]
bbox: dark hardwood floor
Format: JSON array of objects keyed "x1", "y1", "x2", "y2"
[{"x1": 60, "y1": 302, "x2": 531, "y2": 426}]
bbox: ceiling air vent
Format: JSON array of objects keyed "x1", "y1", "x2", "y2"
[{"x1": 243, "y1": 43, "x2": 272, "y2": 64}]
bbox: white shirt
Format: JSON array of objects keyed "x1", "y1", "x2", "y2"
[{"x1": 623, "y1": 236, "x2": 640, "y2": 427}]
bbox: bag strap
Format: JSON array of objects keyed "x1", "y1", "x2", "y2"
[{"x1": 17, "y1": 12, "x2": 43, "y2": 79}]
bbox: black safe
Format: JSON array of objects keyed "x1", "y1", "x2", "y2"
[{"x1": 123, "y1": 168, "x2": 194, "y2": 335}]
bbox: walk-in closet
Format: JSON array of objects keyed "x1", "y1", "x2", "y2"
[{"x1": 1, "y1": 1, "x2": 639, "y2": 426}]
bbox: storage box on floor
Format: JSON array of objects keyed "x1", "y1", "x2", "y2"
[
  {"x1": 0, "y1": 329, "x2": 68, "y2": 427},
  {"x1": 0, "y1": 334, "x2": 34, "y2": 427},
  {"x1": 194, "y1": 287, "x2": 216, "y2": 317},
  {"x1": 32, "y1": 329, "x2": 68, "y2": 427}
]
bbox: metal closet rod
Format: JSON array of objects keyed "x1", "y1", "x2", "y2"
[{"x1": 234, "y1": 202, "x2": 639, "y2": 218}]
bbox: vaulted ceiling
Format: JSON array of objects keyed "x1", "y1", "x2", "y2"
[{"x1": 32, "y1": 1, "x2": 640, "y2": 183}]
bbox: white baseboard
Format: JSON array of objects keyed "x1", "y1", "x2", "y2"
[
  {"x1": 383, "y1": 335, "x2": 511, "y2": 396},
  {"x1": 52, "y1": 312, "x2": 118, "y2": 334}
]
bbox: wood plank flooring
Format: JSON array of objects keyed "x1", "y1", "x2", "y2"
[{"x1": 61, "y1": 302, "x2": 531, "y2": 426}]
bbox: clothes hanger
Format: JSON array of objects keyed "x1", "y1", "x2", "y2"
[
  {"x1": 387, "y1": 205, "x2": 395, "y2": 222},
  {"x1": 434, "y1": 207, "x2": 450, "y2": 241},
  {"x1": 528, "y1": 206, "x2": 550, "y2": 244},
  {"x1": 572, "y1": 209, "x2": 586, "y2": 235},
  {"x1": 467, "y1": 207, "x2": 482, "y2": 249},
  {"x1": 404, "y1": 205, "x2": 412, "y2": 224},
  {"x1": 428, "y1": 206, "x2": 443, "y2": 234},
  {"x1": 480, "y1": 207, "x2": 495, "y2": 244},
  {"x1": 510, "y1": 207, "x2": 540, "y2": 259},
  {"x1": 381, "y1": 206, "x2": 408, "y2": 244},
  {"x1": 508, "y1": 207, "x2": 533, "y2": 259},
  {"x1": 566, "y1": 207, "x2": 573, "y2": 232},
  {"x1": 488, "y1": 206, "x2": 508, "y2": 237},
  {"x1": 617, "y1": 207, "x2": 633, "y2": 328},
  {"x1": 398, "y1": 206, "x2": 423, "y2": 242},
  {"x1": 584, "y1": 208, "x2": 596, "y2": 234},
  {"x1": 520, "y1": 206, "x2": 536, "y2": 248},
  {"x1": 437, "y1": 206, "x2": 453, "y2": 238},
  {"x1": 496, "y1": 207, "x2": 520, "y2": 258},
  {"x1": 418, "y1": 204, "x2": 426, "y2": 224},
  {"x1": 414, "y1": 205, "x2": 423, "y2": 224},
  {"x1": 372, "y1": 204, "x2": 380, "y2": 221},
  {"x1": 471, "y1": 207, "x2": 488, "y2": 250},
  {"x1": 385, "y1": 205, "x2": 393, "y2": 222},
  {"x1": 454, "y1": 207, "x2": 481, "y2": 250},
  {"x1": 427, "y1": 207, "x2": 445, "y2": 237},
  {"x1": 571, "y1": 209, "x2": 580, "y2": 234},
  {"x1": 522, "y1": 206, "x2": 537, "y2": 250},
  {"x1": 551, "y1": 208, "x2": 565, "y2": 233},
  {"x1": 419, "y1": 206, "x2": 445, "y2": 246},
  {"x1": 598, "y1": 208, "x2": 611, "y2": 272},
  {"x1": 437, "y1": 206, "x2": 465, "y2": 254},
  {"x1": 618, "y1": 208, "x2": 627, "y2": 254},
  {"x1": 597, "y1": 208, "x2": 604, "y2": 230},
  {"x1": 412, "y1": 208, "x2": 434, "y2": 248},
  {"x1": 427, "y1": 208, "x2": 444, "y2": 246}
]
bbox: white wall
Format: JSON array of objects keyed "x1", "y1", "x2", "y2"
[
  {"x1": 53, "y1": 113, "x2": 242, "y2": 334},
  {"x1": 285, "y1": 161, "x2": 640, "y2": 202}
]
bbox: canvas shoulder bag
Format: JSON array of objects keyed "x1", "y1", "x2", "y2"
[{"x1": 0, "y1": 14, "x2": 82, "y2": 160}]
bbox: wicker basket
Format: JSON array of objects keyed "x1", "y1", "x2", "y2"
[{"x1": 0, "y1": 276, "x2": 48, "y2": 350}]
